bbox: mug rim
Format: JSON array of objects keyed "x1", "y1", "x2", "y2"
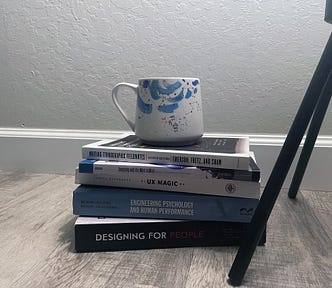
[{"x1": 139, "y1": 77, "x2": 199, "y2": 81}]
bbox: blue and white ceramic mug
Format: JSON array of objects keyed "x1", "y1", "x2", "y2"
[{"x1": 112, "y1": 77, "x2": 204, "y2": 146}]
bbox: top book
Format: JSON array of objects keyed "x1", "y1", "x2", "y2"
[{"x1": 82, "y1": 135, "x2": 250, "y2": 170}]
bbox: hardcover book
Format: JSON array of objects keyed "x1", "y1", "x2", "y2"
[
  {"x1": 81, "y1": 134, "x2": 250, "y2": 170},
  {"x1": 75, "y1": 157, "x2": 260, "y2": 199},
  {"x1": 74, "y1": 216, "x2": 266, "y2": 252},
  {"x1": 72, "y1": 185, "x2": 259, "y2": 222}
]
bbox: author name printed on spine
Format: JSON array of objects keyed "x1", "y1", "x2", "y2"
[{"x1": 172, "y1": 156, "x2": 222, "y2": 166}]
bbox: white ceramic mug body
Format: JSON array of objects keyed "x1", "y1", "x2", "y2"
[{"x1": 112, "y1": 77, "x2": 204, "y2": 146}]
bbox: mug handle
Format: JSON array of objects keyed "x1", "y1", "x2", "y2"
[{"x1": 111, "y1": 82, "x2": 138, "y2": 132}]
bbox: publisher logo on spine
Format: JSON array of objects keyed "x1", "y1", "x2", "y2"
[
  {"x1": 225, "y1": 183, "x2": 236, "y2": 194},
  {"x1": 240, "y1": 207, "x2": 254, "y2": 215}
]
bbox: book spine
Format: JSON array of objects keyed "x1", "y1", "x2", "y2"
[
  {"x1": 81, "y1": 147, "x2": 248, "y2": 170},
  {"x1": 75, "y1": 219, "x2": 266, "y2": 252},
  {"x1": 72, "y1": 186, "x2": 259, "y2": 222},
  {"x1": 78, "y1": 160, "x2": 260, "y2": 182},
  {"x1": 75, "y1": 168, "x2": 260, "y2": 199}
]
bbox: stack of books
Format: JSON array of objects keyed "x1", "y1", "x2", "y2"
[{"x1": 72, "y1": 135, "x2": 266, "y2": 252}]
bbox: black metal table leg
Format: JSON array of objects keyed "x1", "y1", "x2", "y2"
[
  {"x1": 288, "y1": 69, "x2": 332, "y2": 199},
  {"x1": 228, "y1": 32, "x2": 332, "y2": 286}
]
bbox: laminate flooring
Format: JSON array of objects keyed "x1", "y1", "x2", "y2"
[{"x1": 0, "y1": 171, "x2": 331, "y2": 288}]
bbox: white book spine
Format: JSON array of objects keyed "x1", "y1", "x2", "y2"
[
  {"x1": 81, "y1": 138, "x2": 250, "y2": 170},
  {"x1": 75, "y1": 161, "x2": 260, "y2": 199}
]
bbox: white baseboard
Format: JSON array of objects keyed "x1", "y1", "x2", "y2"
[{"x1": 1, "y1": 128, "x2": 332, "y2": 191}]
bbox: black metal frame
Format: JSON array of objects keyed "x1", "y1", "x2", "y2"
[{"x1": 228, "y1": 2, "x2": 332, "y2": 285}]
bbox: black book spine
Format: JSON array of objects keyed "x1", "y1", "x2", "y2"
[{"x1": 75, "y1": 220, "x2": 266, "y2": 252}]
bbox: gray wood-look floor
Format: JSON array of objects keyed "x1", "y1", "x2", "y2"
[{"x1": 0, "y1": 171, "x2": 331, "y2": 288}]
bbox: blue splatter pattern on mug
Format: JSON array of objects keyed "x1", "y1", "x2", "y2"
[
  {"x1": 137, "y1": 78, "x2": 202, "y2": 134},
  {"x1": 137, "y1": 79, "x2": 199, "y2": 114}
]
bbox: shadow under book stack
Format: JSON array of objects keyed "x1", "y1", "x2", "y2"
[{"x1": 72, "y1": 135, "x2": 266, "y2": 252}]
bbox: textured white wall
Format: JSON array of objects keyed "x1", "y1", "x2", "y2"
[{"x1": 0, "y1": 0, "x2": 331, "y2": 134}]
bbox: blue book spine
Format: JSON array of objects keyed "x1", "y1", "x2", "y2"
[{"x1": 72, "y1": 185, "x2": 259, "y2": 222}]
